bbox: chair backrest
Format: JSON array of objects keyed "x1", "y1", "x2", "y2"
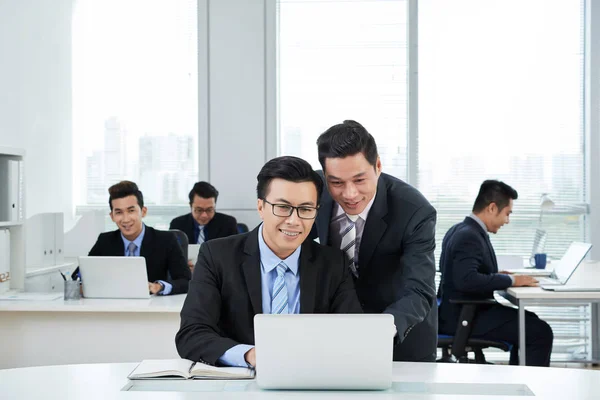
[
  {"x1": 169, "y1": 229, "x2": 189, "y2": 260},
  {"x1": 237, "y1": 223, "x2": 249, "y2": 233}
]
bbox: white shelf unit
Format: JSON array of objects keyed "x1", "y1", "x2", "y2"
[{"x1": 0, "y1": 147, "x2": 25, "y2": 291}]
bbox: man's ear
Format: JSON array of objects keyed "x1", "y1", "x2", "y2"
[
  {"x1": 257, "y1": 199, "x2": 265, "y2": 220},
  {"x1": 488, "y1": 202, "x2": 498, "y2": 214},
  {"x1": 109, "y1": 211, "x2": 115, "y2": 222},
  {"x1": 141, "y1": 206, "x2": 148, "y2": 218}
]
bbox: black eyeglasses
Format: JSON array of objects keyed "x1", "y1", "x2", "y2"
[
  {"x1": 262, "y1": 199, "x2": 319, "y2": 220},
  {"x1": 192, "y1": 207, "x2": 215, "y2": 215}
]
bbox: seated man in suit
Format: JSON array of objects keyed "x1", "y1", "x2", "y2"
[
  {"x1": 170, "y1": 181, "x2": 238, "y2": 269},
  {"x1": 175, "y1": 156, "x2": 362, "y2": 367},
  {"x1": 84, "y1": 181, "x2": 191, "y2": 295},
  {"x1": 437, "y1": 180, "x2": 553, "y2": 366}
]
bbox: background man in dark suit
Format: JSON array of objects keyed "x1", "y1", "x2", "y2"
[
  {"x1": 437, "y1": 180, "x2": 553, "y2": 366},
  {"x1": 313, "y1": 120, "x2": 438, "y2": 362},
  {"x1": 169, "y1": 182, "x2": 238, "y2": 252},
  {"x1": 84, "y1": 181, "x2": 191, "y2": 295},
  {"x1": 176, "y1": 156, "x2": 362, "y2": 367}
]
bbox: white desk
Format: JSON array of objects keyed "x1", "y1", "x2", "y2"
[
  {"x1": 2, "y1": 362, "x2": 599, "y2": 399},
  {"x1": 499, "y1": 261, "x2": 600, "y2": 365},
  {"x1": 0, "y1": 294, "x2": 186, "y2": 369}
]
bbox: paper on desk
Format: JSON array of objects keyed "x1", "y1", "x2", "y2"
[{"x1": 0, "y1": 293, "x2": 62, "y2": 301}]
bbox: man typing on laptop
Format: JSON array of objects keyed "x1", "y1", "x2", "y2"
[
  {"x1": 437, "y1": 180, "x2": 554, "y2": 366},
  {"x1": 76, "y1": 181, "x2": 191, "y2": 295},
  {"x1": 176, "y1": 156, "x2": 363, "y2": 367}
]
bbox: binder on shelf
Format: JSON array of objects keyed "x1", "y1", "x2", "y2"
[
  {"x1": 0, "y1": 159, "x2": 20, "y2": 222},
  {"x1": 0, "y1": 229, "x2": 10, "y2": 294}
]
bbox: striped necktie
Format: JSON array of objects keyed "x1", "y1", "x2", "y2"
[
  {"x1": 271, "y1": 261, "x2": 289, "y2": 314},
  {"x1": 340, "y1": 214, "x2": 359, "y2": 277},
  {"x1": 127, "y1": 242, "x2": 137, "y2": 257},
  {"x1": 197, "y1": 226, "x2": 205, "y2": 245}
]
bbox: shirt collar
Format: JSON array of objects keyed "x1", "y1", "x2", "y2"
[
  {"x1": 258, "y1": 224, "x2": 300, "y2": 276},
  {"x1": 332, "y1": 192, "x2": 377, "y2": 221},
  {"x1": 468, "y1": 213, "x2": 488, "y2": 234},
  {"x1": 121, "y1": 223, "x2": 146, "y2": 251}
]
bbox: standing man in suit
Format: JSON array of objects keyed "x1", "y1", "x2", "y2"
[
  {"x1": 170, "y1": 181, "x2": 238, "y2": 245},
  {"x1": 438, "y1": 180, "x2": 553, "y2": 366},
  {"x1": 86, "y1": 181, "x2": 191, "y2": 295},
  {"x1": 313, "y1": 120, "x2": 438, "y2": 362},
  {"x1": 176, "y1": 156, "x2": 363, "y2": 367}
]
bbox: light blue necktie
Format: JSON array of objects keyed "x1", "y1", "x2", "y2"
[
  {"x1": 271, "y1": 261, "x2": 289, "y2": 314},
  {"x1": 127, "y1": 242, "x2": 137, "y2": 257},
  {"x1": 197, "y1": 226, "x2": 205, "y2": 245}
]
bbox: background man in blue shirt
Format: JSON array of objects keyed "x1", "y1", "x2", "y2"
[{"x1": 176, "y1": 156, "x2": 362, "y2": 367}]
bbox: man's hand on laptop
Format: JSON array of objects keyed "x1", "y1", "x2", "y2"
[
  {"x1": 512, "y1": 275, "x2": 539, "y2": 287},
  {"x1": 148, "y1": 282, "x2": 164, "y2": 294},
  {"x1": 244, "y1": 348, "x2": 256, "y2": 367}
]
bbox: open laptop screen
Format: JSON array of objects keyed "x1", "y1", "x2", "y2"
[{"x1": 554, "y1": 242, "x2": 592, "y2": 284}]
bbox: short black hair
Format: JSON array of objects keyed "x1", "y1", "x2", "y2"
[
  {"x1": 316, "y1": 120, "x2": 379, "y2": 171},
  {"x1": 108, "y1": 181, "x2": 144, "y2": 210},
  {"x1": 188, "y1": 181, "x2": 219, "y2": 204},
  {"x1": 472, "y1": 180, "x2": 518, "y2": 213},
  {"x1": 256, "y1": 156, "x2": 323, "y2": 205}
]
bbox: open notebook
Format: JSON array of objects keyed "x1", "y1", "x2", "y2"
[{"x1": 128, "y1": 359, "x2": 255, "y2": 380}]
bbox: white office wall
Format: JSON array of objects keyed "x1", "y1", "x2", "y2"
[
  {"x1": 0, "y1": 0, "x2": 74, "y2": 226},
  {"x1": 201, "y1": 0, "x2": 272, "y2": 229}
]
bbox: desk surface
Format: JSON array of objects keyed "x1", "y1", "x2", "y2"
[
  {"x1": 2, "y1": 362, "x2": 599, "y2": 399},
  {"x1": 0, "y1": 293, "x2": 186, "y2": 312},
  {"x1": 504, "y1": 261, "x2": 600, "y2": 300}
]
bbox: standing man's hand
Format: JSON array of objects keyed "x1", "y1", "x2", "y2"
[
  {"x1": 244, "y1": 348, "x2": 256, "y2": 367},
  {"x1": 512, "y1": 275, "x2": 539, "y2": 287},
  {"x1": 187, "y1": 260, "x2": 195, "y2": 273}
]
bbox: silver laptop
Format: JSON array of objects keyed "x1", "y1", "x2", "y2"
[
  {"x1": 254, "y1": 314, "x2": 395, "y2": 390},
  {"x1": 538, "y1": 242, "x2": 592, "y2": 288},
  {"x1": 78, "y1": 256, "x2": 150, "y2": 299}
]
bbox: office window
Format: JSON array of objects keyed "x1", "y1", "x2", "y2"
[
  {"x1": 419, "y1": 0, "x2": 586, "y2": 260},
  {"x1": 277, "y1": 0, "x2": 409, "y2": 178},
  {"x1": 72, "y1": 0, "x2": 198, "y2": 228}
]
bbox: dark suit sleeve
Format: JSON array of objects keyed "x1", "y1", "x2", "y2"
[
  {"x1": 175, "y1": 243, "x2": 240, "y2": 365},
  {"x1": 451, "y1": 234, "x2": 512, "y2": 293},
  {"x1": 384, "y1": 206, "x2": 437, "y2": 341},
  {"x1": 330, "y1": 252, "x2": 363, "y2": 313},
  {"x1": 164, "y1": 234, "x2": 191, "y2": 295}
]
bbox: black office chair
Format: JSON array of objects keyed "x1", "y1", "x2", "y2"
[
  {"x1": 169, "y1": 229, "x2": 189, "y2": 260},
  {"x1": 437, "y1": 298, "x2": 512, "y2": 364},
  {"x1": 237, "y1": 223, "x2": 249, "y2": 233}
]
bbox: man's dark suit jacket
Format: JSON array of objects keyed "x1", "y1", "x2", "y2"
[
  {"x1": 437, "y1": 217, "x2": 513, "y2": 336},
  {"x1": 87, "y1": 226, "x2": 191, "y2": 295},
  {"x1": 169, "y1": 212, "x2": 238, "y2": 244},
  {"x1": 175, "y1": 226, "x2": 363, "y2": 365},
  {"x1": 314, "y1": 172, "x2": 438, "y2": 362}
]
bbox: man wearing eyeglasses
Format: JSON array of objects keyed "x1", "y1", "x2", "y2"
[
  {"x1": 170, "y1": 181, "x2": 238, "y2": 268},
  {"x1": 176, "y1": 156, "x2": 362, "y2": 367}
]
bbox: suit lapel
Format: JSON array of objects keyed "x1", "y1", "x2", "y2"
[
  {"x1": 317, "y1": 192, "x2": 333, "y2": 245},
  {"x1": 109, "y1": 230, "x2": 126, "y2": 256},
  {"x1": 186, "y1": 214, "x2": 197, "y2": 243},
  {"x1": 358, "y1": 176, "x2": 388, "y2": 270},
  {"x1": 241, "y1": 227, "x2": 263, "y2": 314},
  {"x1": 299, "y1": 240, "x2": 316, "y2": 313},
  {"x1": 139, "y1": 225, "x2": 154, "y2": 258}
]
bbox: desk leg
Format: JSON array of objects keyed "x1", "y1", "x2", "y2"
[
  {"x1": 519, "y1": 300, "x2": 526, "y2": 366},
  {"x1": 592, "y1": 302, "x2": 599, "y2": 363}
]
